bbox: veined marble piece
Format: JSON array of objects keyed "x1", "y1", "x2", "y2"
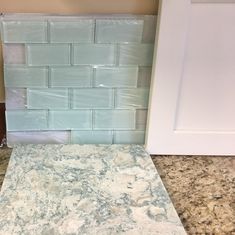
[{"x1": 0, "y1": 144, "x2": 186, "y2": 235}]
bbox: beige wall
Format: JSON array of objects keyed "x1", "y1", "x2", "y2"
[
  {"x1": 1, "y1": 0, "x2": 158, "y2": 14},
  {"x1": 0, "y1": 0, "x2": 158, "y2": 102}
]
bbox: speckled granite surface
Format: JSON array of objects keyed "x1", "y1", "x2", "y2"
[
  {"x1": 0, "y1": 145, "x2": 185, "y2": 235},
  {"x1": 152, "y1": 155, "x2": 235, "y2": 235}
]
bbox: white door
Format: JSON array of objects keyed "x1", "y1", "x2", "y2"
[{"x1": 146, "y1": 0, "x2": 235, "y2": 155}]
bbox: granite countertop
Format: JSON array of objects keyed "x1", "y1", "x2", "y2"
[
  {"x1": 152, "y1": 155, "x2": 235, "y2": 235},
  {"x1": 0, "y1": 145, "x2": 185, "y2": 235}
]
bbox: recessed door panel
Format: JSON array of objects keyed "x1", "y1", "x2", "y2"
[{"x1": 146, "y1": 0, "x2": 235, "y2": 155}]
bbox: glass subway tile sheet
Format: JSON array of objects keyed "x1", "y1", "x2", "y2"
[{"x1": 1, "y1": 14, "x2": 157, "y2": 146}]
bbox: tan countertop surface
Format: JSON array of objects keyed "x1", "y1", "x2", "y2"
[
  {"x1": 152, "y1": 155, "x2": 235, "y2": 235},
  {"x1": 0, "y1": 147, "x2": 234, "y2": 234}
]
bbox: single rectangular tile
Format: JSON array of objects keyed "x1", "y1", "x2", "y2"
[
  {"x1": 119, "y1": 44, "x2": 154, "y2": 66},
  {"x1": 116, "y1": 88, "x2": 149, "y2": 109},
  {"x1": 2, "y1": 21, "x2": 47, "y2": 43},
  {"x1": 4, "y1": 66, "x2": 48, "y2": 88},
  {"x1": 73, "y1": 44, "x2": 116, "y2": 65},
  {"x1": 5, "y1": 88, "x2": 26, "y2": 109},
  {"x1": 49, "y1": 110, "x2": 92, "y2": 130},
  {"x1": 71, "y1": 131, "x2": 113, "y2": 144},
  {"x1": 27, "y1": 44, "x2": 70, "y2": 66},
  {"x1": 114, "y1": 130, "x2": 145, "y2": 144},
  {"x1": 94, "y1": 110, "x2": 135, "y2": 130},
  {"x1": 3, "y1": 44, "x2": 26, "y2": 64},
  {"x1": 137, "y1": 66, "x2": 152, "y2": 88},
  {"x1": 7, "y1": 131, "x2": 69, "y2": 146},
  {"x1": 136, "y1": 109, "x2": 148, "y2": 130},
  {"x1": 72, "y1": 88, "x2": 113, "y2": 109},
  {"x1": 49, "y1": 20, "x2": 94, "y2": 43},
  {"x1": 27, "y1": 89, "x2": 69, "y2": 109},
  {"x1": 142, "y1": 16, "x2": 157, "y2": 43},
  {"x1": 50, "y1": 67, "x2": 92, "y2": 88},
  {"x1": 94, "y1": 67, "x2": 138, "y2": 88},
  {"x1": 96, "y1": 19, "x2": 143, "y2": 43},
  {"x1": 6, "y1": 110, "x2": 48, "y2": 131}
]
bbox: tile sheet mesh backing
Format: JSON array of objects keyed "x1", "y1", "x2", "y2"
[{"x1": 0, "y1": 14, "x2": 156, "y2": 146}]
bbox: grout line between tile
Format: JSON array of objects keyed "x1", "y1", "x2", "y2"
[
  {"x1": 134, "y1": 109, "x2": 137, "y2": 131},
  {"x1": 93, "y1": 19, "x2": 97, "y2": 43},
  {"x1": 26, "y1": 88, "x2": 30, "y2": 109},
  {"x1": 136, "y1": 66, "x2": 140, "y2": 88},
  {"x1": 112, "y1": 130, "x2": 115, "y2": 144},
  {"x1": 112, "y1": 88, "x2": 116, "y2": 109},
  {"x1": 69, "y1": 130, "x2": 72, "y2": 144},
  {"x1": 115, "y1": 44, "x2": 120, "y2": 67},
  {"x1": 70, "y1": 43, "x2": 74, "y2": 66},
  {"x1": 24, "y1": 44, "x2": 29, "y2": 66},
  {"x1": 47, "y1": 66, "x2": 51, "y2": 88},
  {"x1": 68, "y1": 88, "x2": 73, "y2": 109},
  {"x1": 92, "y1": 67, "x2": 96, "y2": 88},
  {"x1": 24, "y1": 88, "x2": 28, "y2": 109},
  {"x1": 46, "y1": 109, "x2": 50, "y2": 129},
  {"x1": 91, "y1": 109, "x2": 94, "y2": 130},
  {"x1": 46, "y1": 20, "x2": 50, "y2": 43}
]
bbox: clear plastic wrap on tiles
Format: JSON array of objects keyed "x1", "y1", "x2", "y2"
[{"x1": 0, "y1": 14, "x2": 157, "y2": 146}]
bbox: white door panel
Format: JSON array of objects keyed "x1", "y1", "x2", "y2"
[{"x1": 146, "y1": 0, "x2": 235, "y2": 155}]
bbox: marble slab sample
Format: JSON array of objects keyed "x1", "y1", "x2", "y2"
[{"x1": 0, "y1": 145, "x2": 186, "y2": 235}]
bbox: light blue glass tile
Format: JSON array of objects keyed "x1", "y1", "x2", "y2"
[
  {"x1": 7, "y1": 131, "x2": 70, "y2": 145},
  {"x1": 114, "y1": 131, "x2": 145, "y2": 144},
  {"x1": 50, "y1": 67, "x2": 92, "y2": 88},
  {"x1": 4, "y1": 66, "x2": 48, "y2": 88},
  {"x1": 116, "y1": 88, "x2": 149, "y2": 109},
  {"x1": 142, "y1": 16, "x2": 157, "y2": 43},
  {"x1": 94, "y1": 67, "x2": 138, "y2": 88},
  {"x1": 136, "y1": 109, "x2": 148, "y2": 130},
  {"x1": 5, "y1": 88, "x2": 26, "y2": 109},
  {"x1": 27, "y1": 89, "x2": 69, "y2": 109},
  {"x1": 2, "y1": 21, "x2": 47, "y2": 43},
  {"x1": 119, "y1": 44, "x2": 154, "y2": 66},
  {"x1": 49, "y1": 20, "x2": 94, "y2": 43},
  {"x1": 94, "y1": 110, "x2": 135, "y2": 130},
  {"x1": 6, "y1": 110, "x2": 48, "y2": 131},
  {"x1": 49, "y1": 110, "x2": 92, "y2": 130},
  {"x1": 3, "y1": 44, "x2": 26, "y2": 64},
  {"x1": 137, "y1": 66, "x2": 152, "y2": 88},
  {"x1": 71, "y1": 131, "x2": 113, "y2": 144},
  {"x1": 73, "y1": 44, "x2": 116, "y2": 65},
  {"x1": 72, "y1": 88, "x2": 114, "y2": 109},
  {"x1": 27, "y1": 44, "x2": 70, "y2": 66},
  {"x1": 96, "y1": 19, "x2": 143, "y2": 43}
]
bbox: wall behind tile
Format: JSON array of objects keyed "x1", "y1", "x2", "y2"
[
  {"x1": 0, "y1": 0, "x2": 158, "y2": 103},
  {"x1": 0, "y1": 0, "x2": 158, "y2": 14}
]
